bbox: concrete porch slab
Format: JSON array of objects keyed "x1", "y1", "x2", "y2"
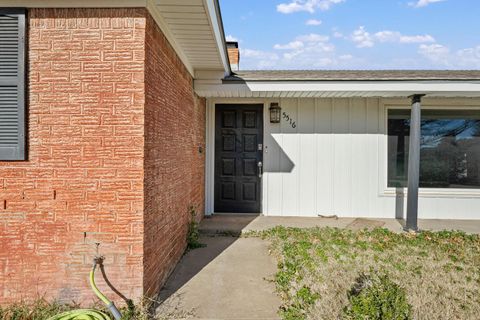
[{"x1": 199, "y1": 214, "x2": 480, "y2": 235}]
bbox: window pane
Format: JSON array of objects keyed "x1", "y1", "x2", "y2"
[{"x1": 388, "y1": 109, "x2": 480, "y2": 189}]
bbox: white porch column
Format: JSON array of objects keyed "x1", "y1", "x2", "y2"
[{"x1": 406, "y1": 94, "x2": 424, "y2": 231}]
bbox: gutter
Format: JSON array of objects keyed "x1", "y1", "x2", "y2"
[{"x1": 222, "y1": 77, "x2": 480, "y2": 83}]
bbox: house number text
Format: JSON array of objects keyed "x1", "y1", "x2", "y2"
[{"x1": 282, "y1": 112, "x2": 297, "y2": 128}]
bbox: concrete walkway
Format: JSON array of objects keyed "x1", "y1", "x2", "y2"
[
  {"x1": 199, "y1": 214, "x2": 480, "y2": 235},
  {"x1": 156, "y1": 236, "x2": 281, "y2": 320}
]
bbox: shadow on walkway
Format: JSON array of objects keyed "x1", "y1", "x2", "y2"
[{"x1": 152, "y1": 214, "x2": 259, "y2": 311}]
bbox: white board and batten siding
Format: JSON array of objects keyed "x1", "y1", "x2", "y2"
[
  {"x1": 206, "y1": 98, "x2": 480, "y2": 220},
  {"x1": 263, "y1": 98, "x2": 381, "y2": 218}
]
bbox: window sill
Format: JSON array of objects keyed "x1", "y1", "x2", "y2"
[{"x1": 382, "y1": 187, "x2": 480, "y2": 198}]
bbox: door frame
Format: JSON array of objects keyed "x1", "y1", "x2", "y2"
[{"x1": 205, "y1": 99, "x2": 273, "y2": 215}]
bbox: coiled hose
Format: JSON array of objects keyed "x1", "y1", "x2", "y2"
[
  {"x1": 47, "y1": 309, "x2": 111, "y2": 320},
  {"x1": 47, "y1": 258, "x2": 122, "y2": 320}
]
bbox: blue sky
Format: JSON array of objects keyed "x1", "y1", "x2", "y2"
[{"x1": 219, "y1": 0, "x2": 480, "y2": 70}]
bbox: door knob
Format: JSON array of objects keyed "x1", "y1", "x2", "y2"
[{"x1": 257, "y1": 161, "x2": 263, "y2": 178}]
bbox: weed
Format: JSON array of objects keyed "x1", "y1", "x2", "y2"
[{"x1": 186, "y1": 206, "x2": 205, "y2": 250}]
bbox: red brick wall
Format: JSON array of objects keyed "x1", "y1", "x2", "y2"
[
  {"x1": 143, "y1": 13, "x2": 205, "y2": 297},
  {"x1": 0, "y1": 8, "x2": 146, "y2": 304},
  {"x1": 0, "y1": 7, "x2": 206, "y2": 305}
]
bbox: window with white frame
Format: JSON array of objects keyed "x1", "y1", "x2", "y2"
[{"x1": 388, "y1": 109, "x2": 480, "y2": 189}]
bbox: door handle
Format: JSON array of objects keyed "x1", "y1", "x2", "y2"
[{"x1": 257, "y1": 161, "x2": 263, "y2": 178}]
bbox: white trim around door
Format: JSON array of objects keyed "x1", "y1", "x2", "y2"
[{"x1": 205, "y1": 99, "x2": 270, "y2": 215}]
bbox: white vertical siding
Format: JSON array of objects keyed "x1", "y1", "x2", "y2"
[
  {"x1": 314, "y1": 99, "x2": 334, "y2": 215},
  {"x1": 280, "y1": 99, "x2": 299, "y2": 215},
  {"x1": 264, "y1": 100, "x2": 282, "y2": 215},
  {"x1": 332, "y1": 99, "x2": 351, "y2": 216},
  {"x1": 350, "y1": 98, "x2": 369, "y2": 217},
  {"x1": 262, "y1": 97, "x2": 480, "y2": 219},
  {"x1": 366, "y1": 98, "x2": 382, "y2": 218},
  {"x1": 298, "y1": 99, "x2": 316, "y2": 215}
]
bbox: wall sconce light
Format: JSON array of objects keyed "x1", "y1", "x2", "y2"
[{"x1": 269, "y1": 103, "x2": 281, "y2": 123}]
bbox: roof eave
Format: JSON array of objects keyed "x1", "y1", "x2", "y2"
[{"x1": 195, "y1": 79, "x2": 480, "y2": 98}]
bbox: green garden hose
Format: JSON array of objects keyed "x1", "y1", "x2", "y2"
[
  {"x1": 47, "y1": 257, "x2": 122, "y2": 320},
  {"x1": 89, "y1": 262, "x2": 113, "y2": 306},
  {"x1": 46, "y1": 308, "x2": 111, "y2": 320}
]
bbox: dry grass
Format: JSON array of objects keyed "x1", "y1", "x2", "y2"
[{"x1": 257, "y1": 227, "x2": 480, "y2": 320}]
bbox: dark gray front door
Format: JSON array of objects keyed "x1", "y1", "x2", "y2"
[{"x1": 214, "y1": 104, "x2": 263, "y2": 213}]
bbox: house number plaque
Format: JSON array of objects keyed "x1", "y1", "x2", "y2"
[{"x1": 282, "y1": 112, "x2": 297, "y2": 129}]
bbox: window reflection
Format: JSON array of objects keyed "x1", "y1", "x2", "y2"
[{"x1": 388, "y1": 109, "x2": 480, "y2": 189}]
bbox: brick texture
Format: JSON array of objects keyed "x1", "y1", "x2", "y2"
[
  {"x1": 227, "y1": 47, "x2": 239, "y2": 66},
  {"x1": 143, "y1": 13, "x2": 206, "y2": 297},
  {"x1": 0, "y1": 8, "x2": 205, "y2": 305}
]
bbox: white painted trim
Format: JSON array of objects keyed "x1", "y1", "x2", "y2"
[
  {"x1": 379, "y1": 100, "x2": 480, "y2": 198},
  {"x1": 146, "y1": 0, "x2": 194, "y2": 76},
  {"x1": 0, "y1": 0, "x2": 145, "y2": 7},
  {"x1": 246, "y1": 81, "x2": 480, "y2": 94},
  {"x1": 381, "y1": 97, "x2": 480, "y2": 107},
  {"x1": 262, "y1": 101, "x2": 270, "y2": 215},
  {"x1": 203, "y1": 0, "x2": 230, "y2": 75},
  {"x1": 205, "y1": 100, "x2": 215, "y2": 215},
  {"x1": 195, "y1": 80, "x2": 480, "y2": 98}
]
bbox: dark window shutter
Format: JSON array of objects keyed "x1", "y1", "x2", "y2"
[{"x1": 0, "y1": 8, "x2": 26, "y2": 160}]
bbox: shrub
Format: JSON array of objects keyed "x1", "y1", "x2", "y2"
[{"x1": 343, "y1": 272, "x2": 412, "y2": 320}]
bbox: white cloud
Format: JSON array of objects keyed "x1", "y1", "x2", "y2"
[
  {"x1": 371, "y1": 30, "x2": 396, "y2": 42},
  {"x1": 374, "y1": 31, "x2": 435, "y2": 43},
  {"x1": 240, "y1": 49, "x2": 279, "y2": 68},
  {"x1": 418, "y1": 43, "x2": 480, "y2": 67},
  {"x1": 240, "y1": 40, "x2": 480, "y2": 70},
  {"x1": 226, "y1": 35, "x2": 238, "y2": 42},
  {"x1": 333, "y1": 31, "x2": 344, "y2": 38},
  {"x1": 418, "y1": 44, "x2": 450, "y2": 64},
  {"x1": 242, "y1": 32, "x2": 358, "y2": 69},
  {"x1": 409, "y1": 0, "x2": 446, "y2": 8},
  {"x1": 457, "y1": 46, "x2": 480, "y2": 66},
  {"x1": 242, "y1": 49, "x2": 278, "y2": 59},
  {"x1": 352, "y1": 27, "x2": 435, "y2": 48},
  {"x1": 306, "y1": 19, "x2": 322, "y2": 26},
  {"x1": 296, "y1": 33, "x2": 330, "y2": 42},
  {"x1": 274, "y1": 40, "x2": 304, "y2": 50},
  {"x1": 277, "y1": 0, "x2": 345, "y2": 14},
  {"x1": 339, "y1": 54, "x2": 353, "y2": 60},
  {"x1": 352, "y1": 26, "x2": 374, "y2": 48},
  {"x1": 399, "y1": 35, "x2": 435, "y2": 43},
  {"x1": 274, "y1": 34, "x2": 333, "y2": 52}
]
